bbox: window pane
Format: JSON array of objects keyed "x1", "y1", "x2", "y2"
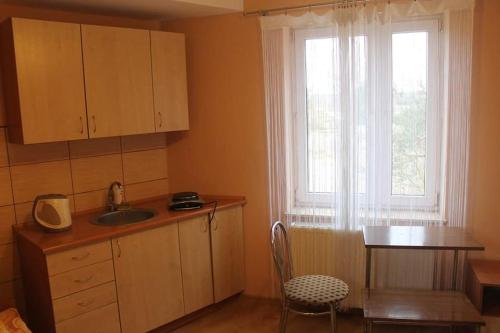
[
  {"x1": 391, "y1": 32, "x2": 428, "y2": 196},
  {"x1": 305, "y1": 37, "x2": 338, "y2": 193}
]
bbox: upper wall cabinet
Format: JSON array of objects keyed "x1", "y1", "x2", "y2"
[
  {"x1": 81, "y1": 25, "x2": 156, "y2": 138},
  {"x1": 151, "y1": 31, "x2": 189, "y2": 132},
  {"x1": 0, "y1": 18, "x2": 88, "y2": 144}
]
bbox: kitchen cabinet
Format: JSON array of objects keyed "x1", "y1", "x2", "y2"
[
  {"x1": 151, "y1": 31, "x2": 189, "y2": 132},
  {"x1": 178, "y1": 215, "x2": 213, "y2": 314},
  {"x1": 211, "y1": 206, "x2": 245, "y2": 302},
  {"x1": 14, "y1": 199, "x2": 245, "y2": 333},
  {"x1": 0, "y1": 18, "x2": 88, "y2": 144},
  {"x1": 112, "y1": 223, "x2": 184, "y2": 333},
  {"x1": 1, "y1": 18, "x2": 189, "y2": 143},
  {"x1": 81, "y1": 24, "x2": 155, "y2": 138}
]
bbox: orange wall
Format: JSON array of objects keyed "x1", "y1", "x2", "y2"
[
  {"x1": 163, "y1": 14, "x2": 273, "y2": 297},
  {"x1": 165, "y1": 0, "x2": 500, "y2": 298},
  {"x1": 468, "y1": 0, "x2": 500, "y2": 259}
]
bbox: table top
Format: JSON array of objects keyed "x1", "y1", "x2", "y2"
[
  {"x1": 363, "y1": 289, "x2": 485, "y2": 325},
  {"x1": 362, "y1": 226, "x2": 484, "y2": 250},
  {"x1": 469, "y1": 259, "x2": 500, "y2": 287}
]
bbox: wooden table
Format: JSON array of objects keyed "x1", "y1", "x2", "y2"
[{"x1": 363, "y1": 226, "x2": 485, "y2": 333}]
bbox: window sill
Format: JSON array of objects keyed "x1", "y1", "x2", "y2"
[{"x1": 286, "y1": 206, "x2": 447, "y2": 229}]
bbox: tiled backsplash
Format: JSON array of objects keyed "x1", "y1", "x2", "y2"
[{"x1": 0, "y1": 127, "x2": 170, "y2": 311}]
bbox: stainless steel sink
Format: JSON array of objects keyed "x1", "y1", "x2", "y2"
[{"x1": 92, "y1": 208, "x2": 157, "y2": 226}]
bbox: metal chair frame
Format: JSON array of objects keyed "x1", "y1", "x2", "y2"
[{"x1": 270, "y1": 221, "x2": 340, "y2": 333}]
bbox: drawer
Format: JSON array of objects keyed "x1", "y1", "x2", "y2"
[
  {"x1": 50, "y1": 260, "x2": 115, "y2": 299},
  {"x1": 47, "y1": 241, "x2": 112, "y2": 276},
  {"x1": 55, "y1": 302, "x2": 120, "y2": 333},
  {"x1": 53, "y1": 281, "x2": 117, "y2": 323}
]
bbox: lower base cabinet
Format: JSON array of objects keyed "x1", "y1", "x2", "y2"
[
  {"x1": 16, "y1": 204, "x2": 244, "y2": 333},
  {"x1": 112, "y1": 223, "x2": 184, "y2": 333},
  {"x1": 55, "y1": 303, "x2": 121, "y2": 333},
  {"x1": 211, "y1": 206, "x2": 245, "y2": 302},
  {"x1": 179, "y1": 215, "x2": 214, "y2": 314}
]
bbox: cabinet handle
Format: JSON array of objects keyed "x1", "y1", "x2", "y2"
[
  {"x1": 74, "y1": 275, "x2": 93, "y2": 284},
  {"x1": 158, "y1": 112, "x2": 163, "y2": 128},
  {"x1": 92, "y1": 115, "x2": 96, "y2": 133},
  {"x1": 79, "y1": 116, "x2": 84, "y2": 134},
  {"x1": 116, "y1": 240, "x2": 121, "y2": 258},
  {"x1": 212, "y1": 218, "x2": 218, "y2": 231},
  {"x1": 77, "y1": 298, "x2": 95, "y2": 307},
  {"x1": 71, "y1": 252, "x2": 90, "y2": 261}
]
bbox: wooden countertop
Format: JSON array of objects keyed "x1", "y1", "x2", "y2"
[
  {"x1": 14, "y1": 195, "x2": 246, "y2": 255},
  {"x1": 363, "y1": 226, "x2": 484, "y2": 250}
]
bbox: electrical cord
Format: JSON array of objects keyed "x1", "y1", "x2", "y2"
[{"x1": 204, "y1": 200, "x2": 218, "y2": 224}]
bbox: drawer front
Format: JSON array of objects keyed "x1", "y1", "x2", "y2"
[
  {"x1": 47, "y1": 241, "x2": 112, "y2": 276},
  {"x1": 50, "y1": 260, "x2": 115, "y2": 299},
  {"x1": 55, "y1": 302, "x2": 120, "y2": 333},
  {"x1": 53, "y1": 281, "x2": 117, "y2": 323}
]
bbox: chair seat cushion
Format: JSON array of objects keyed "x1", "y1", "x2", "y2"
[{"x1": 284, "y1": 275, "x2": 349, "y2": 306}]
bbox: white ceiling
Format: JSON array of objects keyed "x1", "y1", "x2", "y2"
[{"x1": 2, "y1": 0, "x2": 244, "y2": 20}]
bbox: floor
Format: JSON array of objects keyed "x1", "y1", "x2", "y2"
[{"x1": 167, "y1": 296, "x2": 500, "y2": 333}]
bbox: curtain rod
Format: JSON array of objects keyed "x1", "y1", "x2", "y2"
[{"x1": 243, "y1": 0, "x2": 368, "y2": 16}]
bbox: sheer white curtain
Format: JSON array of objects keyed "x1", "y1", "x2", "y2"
[{"x1": 262, "y1": 0, "x2": 474, "y2": 308}]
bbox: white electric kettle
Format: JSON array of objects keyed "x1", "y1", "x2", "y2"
[{"x1": 32, "y1": 194, "x2": 72, "y2": 232}]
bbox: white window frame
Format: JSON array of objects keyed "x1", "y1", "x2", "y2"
[{"x1": 292, "y1": 18, "x2": 443, "y2": 212}]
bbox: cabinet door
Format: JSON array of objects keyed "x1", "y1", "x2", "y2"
[
  {"x1": 1, "y1": 18, "x2": 88, "y2": 143},
  {"x1": 211, "y1": 206, "x2": 245, "y2": 302},
  {"x1": 151, "y1": 31, "x2": 189, "y2": 132},
  {"x1": 112, "y1": 224, "x2": 184, "y2": 333},
  {"x1": 179, "y1": 215, "x2": 213, "y2": 314},
  {"x1": 81, "y1": 25, "x2": 155, "y2": 138}
]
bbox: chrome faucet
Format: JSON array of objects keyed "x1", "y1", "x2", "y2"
[{"x1": 107, "y1": 181, "x2": 129, "y2": 211}]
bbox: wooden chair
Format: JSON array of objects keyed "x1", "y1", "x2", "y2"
[{"x1": 270, "y1": 221, "x2": 349, "y2": 333}]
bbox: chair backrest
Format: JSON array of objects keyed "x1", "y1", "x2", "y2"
[{"x1": 270, "y1": 221, "x2": 293, "y2": 297}]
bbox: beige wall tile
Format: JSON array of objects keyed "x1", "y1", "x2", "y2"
[
  {"x1": 0, "y1": 128, "x2": 8, "y2": 167},
  {"x1": 74, "y1": 190, "x2": 108, "y2": 212},
  {"x1": 69, "y1": 137, "x2": 121, "y2": 159},
  {"x1": 71, "y1": 154, "x2": 123, "y2": 193},
  {"x1": 121, "y1": 133, "x2": 167, "y2": 152},
  {"x1": 125, "y1": 178, "x2": 169, "y2": 202},
  {"x1": 10, "y1": 160, "x2": 73, "y2": 203},
  {"x1": 0, "y1": 243, "x2": 20, "y2": 283},
  {"x1": 123, "y1": 148, "x2": 168, "y2": 184},
  {"x1": 8, "y1": 141, "x2": 69, "y2": 166},
  {"x1": 0, "y1": 167, "x2": 13, "y2": 206},
  {"x1": 0, "y1": 279, "x2": 23, "y2": 310},
  {"x1": 15, "y1": 195, "x2": 75, "y2": 224},
  {"x1": 0, "y1": 206, "x2": 15, "y2": 245},
  {"x1": 14, "y1": 202, "x2": 35, "y2": 225}
]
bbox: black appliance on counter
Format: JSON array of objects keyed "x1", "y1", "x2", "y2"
[{"x1": 168, "y1": 192, "x2": 205, "y2": 211}]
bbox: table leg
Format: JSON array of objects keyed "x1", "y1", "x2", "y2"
[
  {"x1": 432, "y1": 250, "x2": 438, "y2": 290},
  {"x1": 365, "y1": 248, "x2": 372, "y2": 289},
  {"x1": 452, "y1": 249, "x2": 459, "y2": 290},
  {"x1": 366, "y1": 320, "x2": 372, "y2": 333}
]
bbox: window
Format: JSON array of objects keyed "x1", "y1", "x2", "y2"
[{"x1": 293, "y1": 19, "x2": 442, "y2": 211}]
